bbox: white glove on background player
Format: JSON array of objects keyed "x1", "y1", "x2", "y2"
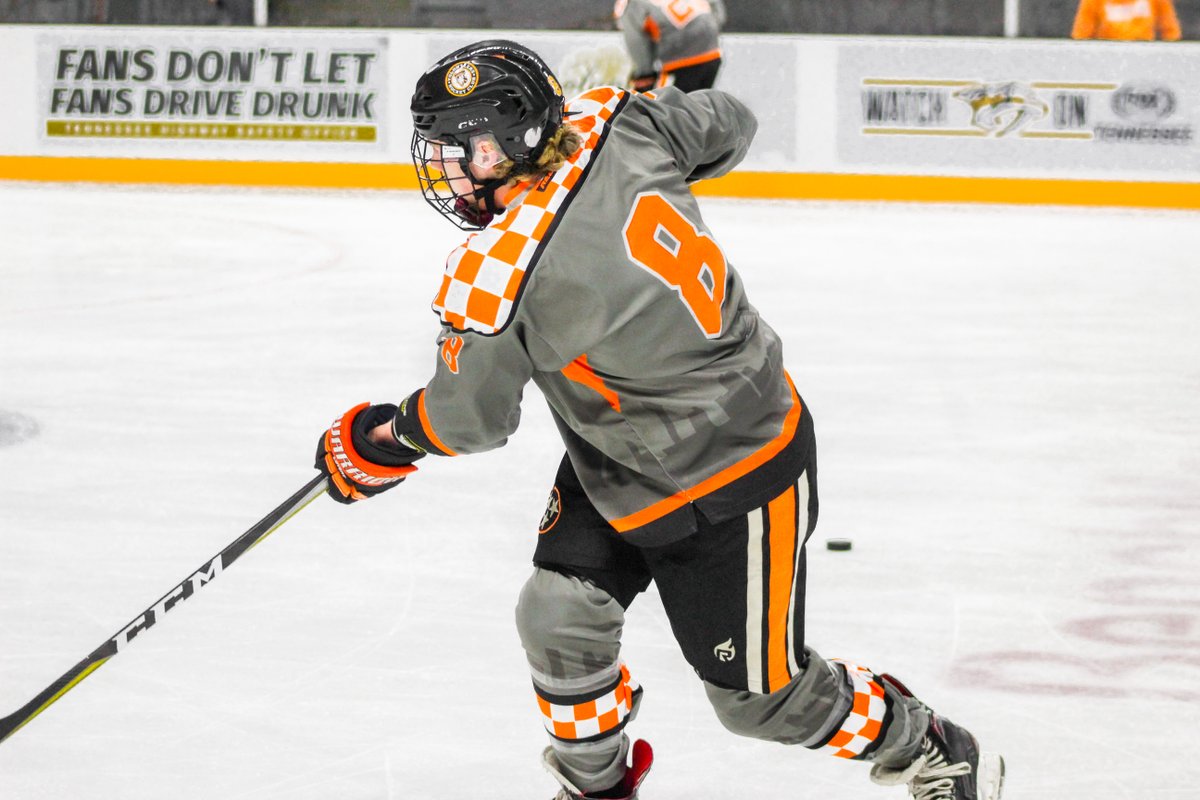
[{"x1": 316, "y1": 402, "x2": 423, "y2": 504}]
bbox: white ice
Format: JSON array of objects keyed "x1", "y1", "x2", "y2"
[{"x1": 1, "y1": 182, "x2": 1198, "y2": 799}]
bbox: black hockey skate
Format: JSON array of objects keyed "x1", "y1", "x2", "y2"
[
  {"x1": 869, "y1": 713, "x2": 1005, "y2": 800},
  {"x1": 542, "y1": 739, "x2": 653, "y2": 800}
]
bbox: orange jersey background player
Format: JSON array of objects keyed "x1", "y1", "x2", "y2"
[{"x1": 1072, "y1": 0, "x2": 1183, "y2": 40}]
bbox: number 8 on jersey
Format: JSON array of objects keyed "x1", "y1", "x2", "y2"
[{"x1": 622, "y1": 191, "x2": 728, "y2": 338}]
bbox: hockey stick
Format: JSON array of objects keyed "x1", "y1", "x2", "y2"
[{"x1": 0, "y1": 473, "x2": 328, "y2": 745}]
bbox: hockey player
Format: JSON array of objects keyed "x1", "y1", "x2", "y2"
[
  {"x1": 614, "y1": 0, "x2": 725, "y2": 92},
  {"x1": 315, "y1": 40, "x2": 1005, "y2": 800}
]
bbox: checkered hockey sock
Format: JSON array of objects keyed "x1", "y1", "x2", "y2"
[
  {"x1": 807, "y1": 660, "x2": 892, "y2": 760},
  {"x1": 532, "y1": 661, "x2": 645, "y2": 795}
]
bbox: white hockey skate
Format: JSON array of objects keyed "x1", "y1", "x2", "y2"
[
  {"x1": 869, "y1": 713, "x2": 1005, "y2": 800},
  {"x1": 542, "y1": 739, "x2": 653, "y2": 800}
]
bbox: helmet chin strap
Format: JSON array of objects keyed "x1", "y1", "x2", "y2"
[
  {"x1": 454, "y1": 174, "x2": 509, "y2": 228},
  {"x1": 452, "y1": 196, "x2": 493, "y2": 228}
]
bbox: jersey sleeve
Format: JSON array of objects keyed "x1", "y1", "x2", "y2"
[
  {"x1": 709, "y1": 0, "x2": 727, "y2": 28},
  {"x1": 619, "y1": 1, "x2": 657, "y2": 75},
  {"x1": 637, "y1": 87, "x2": 757, "y2": 182},
  {"x1": 391, "y1": 324, "x2": 539, "y2": 456}
]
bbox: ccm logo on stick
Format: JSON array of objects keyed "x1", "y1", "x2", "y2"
[{"x1": 110, "y1": 558, "x2": 224, "y2": 652}]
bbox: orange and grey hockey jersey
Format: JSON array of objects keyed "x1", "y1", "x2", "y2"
[
  {"x1": 615, "y1": 0, "x2": 726, "y2": 81},
  {"x1": 393, "y1": 86, "x2": 809, "y2": 546},
  {"x1": 1071, "y1": 0, "x2": 1182, "y2": 40}
]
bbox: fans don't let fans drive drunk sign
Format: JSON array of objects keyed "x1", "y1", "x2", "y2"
[{"x1": 37, "y1": 30, "x2": 389, "y2": 148}]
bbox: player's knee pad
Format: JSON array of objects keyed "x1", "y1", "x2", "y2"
[{"x1": 515, "y1": 567, "x2": 625, "y2": 678}]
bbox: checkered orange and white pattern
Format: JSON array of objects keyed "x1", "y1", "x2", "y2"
[
  {"x1": 821, "y1": 660, "x2": 888, "y2": 759},
  {"x1": 535, "y1": 663, "x2": 641, "y2": 742},
  {"x1": 432, "y1": 87, "x2": 627, "y2": 335}
]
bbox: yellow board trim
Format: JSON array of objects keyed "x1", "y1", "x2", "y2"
[
  {"x1": 2, "y1": 156, "x2": 1200, "y2": 211},
  {"x1": 689, "y1": 170, "x2": 1200, "y2": 211},
  {"x1": 0, "y1": 155, "x2": 415, "y2": 190}
]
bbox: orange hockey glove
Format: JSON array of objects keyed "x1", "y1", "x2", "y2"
[{"x1": 316, "y1": 402, "x2": 423, "y2": 504}]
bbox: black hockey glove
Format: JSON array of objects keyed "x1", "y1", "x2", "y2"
[
  {"x1": 316, "y1": 402, "x2": 423, "y2": 504},
  {"x1": 629, "y1": 72, "x2": 659, "y2": 92}
]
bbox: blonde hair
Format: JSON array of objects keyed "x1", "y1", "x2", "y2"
[{"x1": 496, "y1": 124, "x2": 584, "y2": 181}]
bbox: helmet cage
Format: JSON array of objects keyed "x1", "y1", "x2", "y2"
[{"x1": 411, "y1": 131, "x2": 508, "y2": 230}]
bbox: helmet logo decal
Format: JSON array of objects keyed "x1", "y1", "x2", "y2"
[
  {"x1": 546, "y1": 74, "x2": 563, "y2": 98},
  {"x1": 445, "y1": 61, "x2": 480, "y2": 96},
  {"x1": 524, "y1": 126, "x2": 543, "y2": 147},
  {"x1": 458, "y1": 116, "x2": 490, "y2": 130}
]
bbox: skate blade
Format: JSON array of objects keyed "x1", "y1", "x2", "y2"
[{"x1": 979, "y1": 753, "x2": 1005, "y2": 800}]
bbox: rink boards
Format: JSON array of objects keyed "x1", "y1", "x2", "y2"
[{"x1": 0, "y1": 25, "x2": 1198, "y2": 209}]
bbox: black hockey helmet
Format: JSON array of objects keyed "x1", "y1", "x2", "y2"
[{"x1": 410, "y1": 40, "x2": 566, "y2": 229}]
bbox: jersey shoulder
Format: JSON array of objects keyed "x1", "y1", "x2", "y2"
[{"x1": 431, "y1": 89, "x2": 629, "y2": 336}]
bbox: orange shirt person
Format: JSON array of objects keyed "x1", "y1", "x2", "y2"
[{"x1": 1072, "y1": 0, "x2": 1182, "y2": 40}]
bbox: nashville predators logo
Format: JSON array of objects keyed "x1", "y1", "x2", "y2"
[
  {"x1": 953, "y1": 81, "x2": 1048, "y2": 137},
  {"x1": 538, "y1": 487, "x2": 562, "y2": 534},
  {"x1": 445, "y1": 61, "x2": 479, "y2": 97}
]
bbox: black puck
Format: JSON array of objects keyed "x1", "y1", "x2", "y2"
[{"x1": 825, "y1": 538, "x2": 852, "y2": 552}]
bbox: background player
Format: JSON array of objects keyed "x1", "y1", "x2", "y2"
[
  {"x1": 614, "y1": 0, "x2": 726, "y2": 92},
  {"x1": 1071, "y1": 0, "x2": 1182, "y2": 40},
  {"x1": 315, "y1": 39, "x2": 1005, "y2": 800}
]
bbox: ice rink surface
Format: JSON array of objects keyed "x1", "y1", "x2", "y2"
[{"x1": 1, "y1": 182, "x2": 1198, "y2": 799}]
